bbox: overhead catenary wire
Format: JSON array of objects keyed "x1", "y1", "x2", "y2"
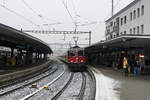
[
  {"x1": 71, "y1": 0, "x2": 99, "y2": 27},
  {"x1": 21, "y1": 0, "x2": 47, "y2": 26},
  {"x1": 71, "y1": 0, "x2": 78, "y2": 17},
  {"x1": 22, "y1": 0, "x2": 62, "y2": 27},
  {"x1": 62, "y1": 0, "x2": 79, "y2": 39},
  {"x1": 0, "y1": 3, "x2": 41, "y2": 28},
  {"x1": 22, "y1": 0, "x2": 40, "y2": 17},
  {"x1": 62, "y1": 0, "x2": 76, "y2": 25}
]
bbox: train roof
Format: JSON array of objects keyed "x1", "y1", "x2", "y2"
[{"x1": 68, "y1": 46, "x2": 85, "y2": 51}]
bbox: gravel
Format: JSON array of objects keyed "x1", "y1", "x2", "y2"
[
  {"x1": 57, "y1": 72, "x2": 82, "y2": 100},
  {"x1": 27, "y1": 64, "x2": 71, "y2": 100}
]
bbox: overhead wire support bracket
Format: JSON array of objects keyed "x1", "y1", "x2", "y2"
[{"x1": 23, "y1": 30, "x2": 92, "y2": 45}]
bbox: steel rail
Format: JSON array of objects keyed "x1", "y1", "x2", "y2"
[
  {"x1": 77, "y1": 72, "x2": 86, "y2": 100},
  {"x1": 87, "y1": 67, "x2": 96, "y2": 100}
]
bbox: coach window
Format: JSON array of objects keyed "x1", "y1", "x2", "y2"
[
  {"x1": 141, "y1": 5, "x2": 144, "y2": 16},
  {"x1": 137, "y1": 8, "x2": 140, "y2": 17}
]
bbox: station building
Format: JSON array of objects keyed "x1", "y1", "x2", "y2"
[
  {"x1": 105, "y1": 0, "x2": 150, "y2": 40},
  {"x1": 85, "y1": 0, "x2": 150, "y2": 73}
]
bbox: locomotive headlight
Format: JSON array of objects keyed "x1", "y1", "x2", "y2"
[{"x1": 81, "y1": 60, "x2": 83, "y2": 62}]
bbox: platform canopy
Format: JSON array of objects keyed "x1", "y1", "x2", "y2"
[
  {"x1": 103, "y1": 35, "x2": 150, "y2": 48},
  {"x1": 0, "y1": 23, "x2": 52, "y2": 53},
  {"x1": 85, "y1": 35, "x2": 150, "y2": 53}
]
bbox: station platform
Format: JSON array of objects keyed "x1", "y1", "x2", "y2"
[
  {"x1": 91, "y1": 66, "x2": 150, "y2": 100},
  {"x1": 0, "y1": 60, "x2": 51, "y2": 84},
  {"x1": 0, "y1": 60, "x2": 48, "y2": 75}
]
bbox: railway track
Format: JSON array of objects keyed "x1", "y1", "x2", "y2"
[
  {"x1": 0, "y1": 60, "x2": 65, "y2": 100},
  {"x1": 51, "y1": 72, "x2": 86, "y2": 100},
  {"x1": 0, "y1": 61, "x2": 53, "y2": 89},
  {"x1": 20, "y1": 65, "x2": 66, "y2": 100},
  {"x1": 51, "y1": 72, "x2": 74, "y2": 100},
  {"x1": 0, "y1": 59, "x2": 96, "y2": 100},
  {"x1": 0, "y1": 66, "x2": 57, "y2": 96}
]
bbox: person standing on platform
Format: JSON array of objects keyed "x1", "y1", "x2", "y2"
[
  {"x1": 134, "y1": 56, "x2": 141, "y2": 77},
  {"x1": 123, "y1": 56, "x2": 128, "y2": 76},
  {"x1": 127, "y1": 56, "x2": 132, "y2": 75}
]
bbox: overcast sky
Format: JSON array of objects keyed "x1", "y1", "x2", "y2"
[{"x1": 0, "y1": 0, "x2": 134, "y2": 49}]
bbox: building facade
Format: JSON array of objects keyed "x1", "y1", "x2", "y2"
[{"x1": 105, "y1": 0, "x2": 150, "y2": 40}]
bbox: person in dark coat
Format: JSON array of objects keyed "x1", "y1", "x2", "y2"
[{"x1": 134, "y1": 56, "x2": 141, "y2": 76}]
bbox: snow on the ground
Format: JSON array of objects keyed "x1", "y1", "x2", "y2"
[{"x1": 91, "y1": 67, "x2": 120, "y2": 100}]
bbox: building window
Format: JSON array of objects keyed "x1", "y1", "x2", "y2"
[
  {"x1": 137, "y1": 26, "x2": 140, "y2": 34},
  {"x1": 116, "y1": 17, "x2": 120, "y2": 26},
  {"x1": 137, "y1": 8, "x2": 140, "y2": 17},
  {"x1": 114, "y1": 22, "x2": 116, "y2": 27},
  {"x1": 130, "y1": 12, "x2": 132, "y2": 21},
  {"x1": 120, "y1": 32, "x2": 123, "y2": 35},
  {"x1": 130, "y1": 29, "x2": 132, "y2": 34},
  {"x1": 141, "y1": 5, "x2": 144, "y2": 16},
  {"x1": 116, "y1": 33, "x2": 119, "y2": 36},
  {"x1": 124, "y1": 31, "x2": 126, "y2": 35},
  {"x1": 133, "y1": 27, "x2": 136, "y2": 34},
  {"x1": 141, "y1": 25, "x2": 144, "y2": 34},
  {"x1": 124, "y1": 16, "x2": 127, "y2": 24},
  {"x1": 121, "y1": 18, "x2": 123, "y2": 25},
  {"x1": 110, "y1": 21, "x2": 113, "y2": 27},
  {"x1": 134, "y1": 10, "x2": 136, "y2": 19}
]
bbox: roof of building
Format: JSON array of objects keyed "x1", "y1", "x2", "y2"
[{"x1": 105, "y1": 0, "x2": 141, "y2": 23}]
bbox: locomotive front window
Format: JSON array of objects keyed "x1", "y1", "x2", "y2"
[
  {"x1": 68, "y1": 51, "x2": 76, "y2": 56},
  {"x1": 78, "y1": 51, "x2": 84, "y2": 56}
]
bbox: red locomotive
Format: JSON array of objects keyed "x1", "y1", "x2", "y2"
[{"x1": 67, "y1": 46, "x2": 86, "y2": 71}]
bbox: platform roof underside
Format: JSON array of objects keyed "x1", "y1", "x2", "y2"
[{"x1": 0, "y1": 24, "x2": 52, "y2": 53}]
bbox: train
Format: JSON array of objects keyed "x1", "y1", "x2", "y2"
[{"x1": 66, "y1": 46, "x2": 87, "y2": 71}]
